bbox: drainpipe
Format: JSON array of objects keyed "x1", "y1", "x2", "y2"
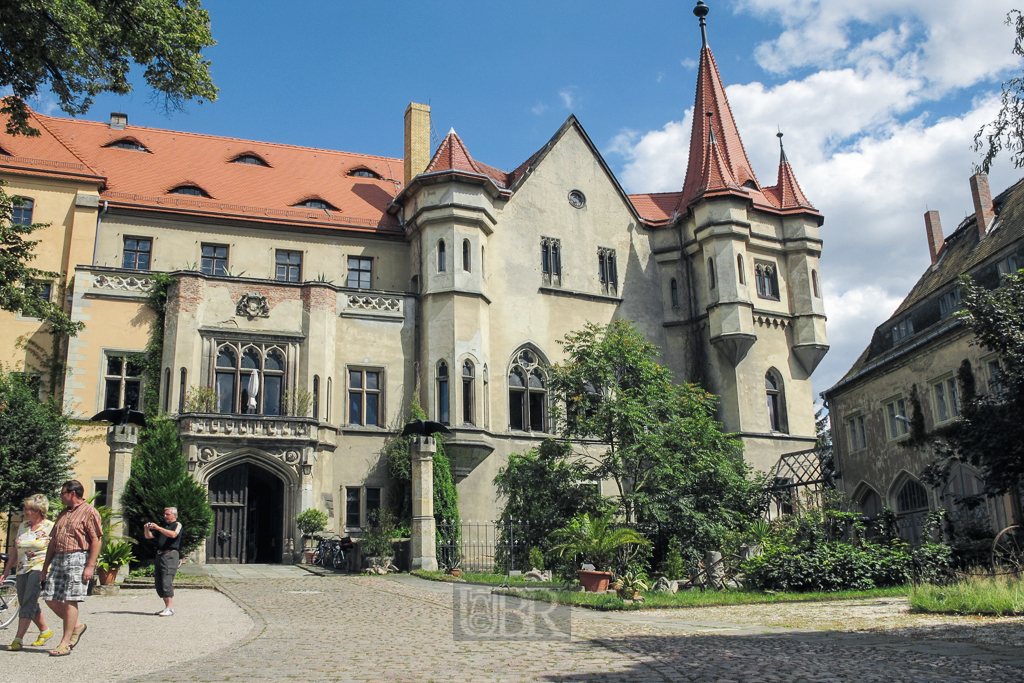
[{"x1": 92, "y1": 200, "x2": 108, "y2": 266}]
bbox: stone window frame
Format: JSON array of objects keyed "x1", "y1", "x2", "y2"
[
  {"x1": 212, "y1": 341, "x2": 288, "y2": 416},
  {"x1": 343, "y1": 485, "x2": 383, "y2": 531},
  {"x1": 462, "y1": 239, "x2": 472, "y2": 273},
  {"x1": 347, "y1": 366, "x2": 384, "y2": 427},
  {"x1": 597, "y1": 247, "x2": 617, "y2": 295},
  {"x1": 754, "y1": 260, "x2": 779, "y2": 300},
  {"x1": 541, "y1": 237, "x2": 562, "y2": 286},
  {"x1": 844, "y1": 413, "x2": 867, "y2": 453},
  {"x1": 930, "y1": 373, "x2": 961, "y2": 425},
  {"x1": 765, "y1": 368, "x2": 787, "y2": 433},
  {"x1": 883, "y1": 394, "x2": 910, "y2": 441},
  {"x1": 437, "y1": 239, "x2": 447, "y2": 273},
  {"x1": 275, "y1": 249, "x2": 302, "y2": 282},
  {"x1": 508, "y1": 347, "x2": 549, "y2": 433},
  {"x1": 461, "y1": 358, "x2": 476, "y2": 426},
  {"x1": 436, "y1": 360, "x2": 450, "y2": 426},
  {"x1": 101, "y1": 349, "x2": 145, "y2": 412}
]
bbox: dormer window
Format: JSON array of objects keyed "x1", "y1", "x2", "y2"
[
  {"x1": 231, "y1": 153, "x2": 269, "y2": 166},
  {"x1": 891, "y1": 318, "x2": 914, "y2": 344},
  {"x1": 348, "y1": 168, "x2": 381, "y2": 179},
  {"x1": 939, "y1": 288, "x2": 962, "y2": 318},
  {"x1": 106, "y1": 139, "x2": 149, "y2": 152},
  {"x1": 294, "y1": 198, "x2": 336, "y2": 210},
  {"x1": 743, "y1": 179, "x2": 759, "y2": 190},
  {"x1": 169, "y1": 185, "x2": 210, "y2": 198}
]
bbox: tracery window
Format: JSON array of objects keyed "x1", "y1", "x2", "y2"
[
  {"x1": 755, "y1": 262, "x2": 779, "y2": 300},
  {"x1": 598, "y1": 247, "x2": 617, "y2": 295},
  {"x1": 214, "y1": 343, "x2": 286, "y2": 415},
  {"x1": 897, "y1": 479, "x2": 929, "y2": 514},
  {"x1": 542, "y1": 237, "x2": 562, "y2": 286},
  {"x1": 508, "y1": 349, "x2": 547, "y2": 432}
]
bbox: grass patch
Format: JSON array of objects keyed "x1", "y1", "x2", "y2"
[
  {"x1": 412, "y1": 569, "x2": 562, "y2": 588},
  {"x1": 501, "y1": 585, "x2": 908, "y2": 611},
  {"x1": 910, "y1": 574, "x2": 1024, "y2": 616}
]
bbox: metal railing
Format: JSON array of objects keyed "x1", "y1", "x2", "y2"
[{"x1": 436, "y1": 519, "x2": 545, "y2": 574}]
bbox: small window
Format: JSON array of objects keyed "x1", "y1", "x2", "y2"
[
  {"x1": 541, "y1": 237, "x2": 562, "y2": 286},
  {"x1": 707, "y1": 257, "x2": 716, "y2": 290},
  {"x1": 349, "y1": 168, "x2": 382, "y2": 179},
  {"x1": 201, "y1": 244, "x2": 229, "y2": 276},
  {"x1": 885, "y1": 397, "x2": 909, "y2": 440},
  {"x1": 104, "y1": 354, "x2": 143, "y2": 411},
  {"x1": 34, "y1": 281, "x2": 53, "y2": 302},
  {"x1": 232, "y1": 153, "x2": 269, "y2": 166},
  {"x1": 845, "y1": 415, "x2": 866, "y2": 452},
  {"x1": 346, "y1": 487, "x2": 361, "y2": 528},
  {"x1": 11, "y1": 198, "x2": 33, "y2": 226},
  {"x1": 106, "y1": 139, "x2": 149, "y2": 152},
  {"x1": 755, "y1": 262, "x2": 779, "y2": 300},
  {"x1": 437, "y1": 361, "x2": 450, "y2": 425},
  {"x1": 811, "y1": 269, "x2": 820, "y2": 298},
  {"x1": 939, "y1": 288, "x2": 962, "y2": 317},
  {"x1": 163, "y1": 367, "x2": 171, "y2": 411},
  {"x1": 276, "y1": 250, "x2": 302, "y2": 282},
  {"x1": 326, "y1": 377, "x2": 332, "y2": 422},
  {"x1": 178, "y1": 368, "x2": 187, "y2": 412},
  {"x1": 765, "y1": 370, "x2": 786, "y2": 432},
  {"x1": 670, "y1": 278, "x2": 679, "y2": 308},
  {"x1": 347, "y1": 256, "x2": 372, "y2": 289},
  {"x1": 998, "y1": 253, "x2": 1021, "y2": 277},
  {"x1": 123, "y1": 237, "x2": 152, "y2": 270},
  {"x1": 933, "y1": 376, "x2": 960, "y2": 423},
  {"x1": 93, "y1": 481, "x2": 109, "y2": 509},
  {"x1": 348, "y1": 368, "x2": 382, "y2": 426},
  {"x1": 294, "y1": 198, "x2": 335, "y2": 210},
  {"x1": 598, "y1": 247, "x2": 617, "y2": 295},
  {"x1": 438, "y1": 240, "x2": 447, "y2": 272},
  {"x1": 463, "y1": 239, "x2": 471, "y2": 272},
  {"x1": 737, "y1": 255, "x2": 745, "y2": 285},
  {"x1": 462, "y1": 360, "x2": 475, "y2": 425},
  {"x1": 312, "y1": 375, "x2": 320, "y2": 420},
  {"x1": 891, "y1": 318, "x2": 914, "y2": 344},
  {"x1": 988, "y1": 358, "x2": 1005, "y2": 395},
  {"x1": 170, "y1": 185, "x2": 209, "y2": 197}
]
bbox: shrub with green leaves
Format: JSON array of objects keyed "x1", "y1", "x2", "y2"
[{"x1": 742, "y1": 541, "x2": 913, "y2": 592}]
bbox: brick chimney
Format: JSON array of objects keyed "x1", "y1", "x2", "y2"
[
  {"x1": 404, "y1": 103, "x2": 431, "y2": 188},
  {"x1": 970, "y1": 173, "x2": 994, "y2": 238},
  {"x1": 924, "y1": 210, "x2": 943, "y2": 265}
]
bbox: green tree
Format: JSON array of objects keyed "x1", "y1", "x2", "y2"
[
  {"x1": 975, "y1": 10, "x2": 1024, "y2": 172},
  {"x1": 929, "y1": 271, "x2": 1024, "y2": 503},
  {"x1": 547, "y1": 320, "x2": 757, "y2": 531},
  {"x1": 0, "y1": 366, "x2": 75, "y2": 514},
  {"x1": 0, "y1": 0, "x2": 218, "y2": 137},
  {"x1": 120, "y1": 418, "x2": 212, "y2": 559},
  {"x1": 0, "y1": 186, "x2": 83, "y2": 335}
]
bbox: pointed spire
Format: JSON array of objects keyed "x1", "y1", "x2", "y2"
[
  {"x1": 694, "y1": 1, "x2": 709, "y2": 48},
  {"x1": 679, "y1": 2, "x2": 761, "y2": 210},
  {"x1": 699, "y1": 112, "x2": 739, "y2": 195},
  {"x1": 770, "y1": 130, "x2": 814, "y2": 210},
  {"x1": 424, "y1": 129, "x2": 479, "y2": 175}
]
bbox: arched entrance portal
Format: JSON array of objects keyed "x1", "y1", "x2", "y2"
[{"x1": 207, "y1": 462, "x2": 284, "y2": 564}]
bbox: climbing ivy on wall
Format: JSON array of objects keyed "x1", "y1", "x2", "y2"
[{"x1": 139, "y1": 272, "x2": 174, "y2": 417}]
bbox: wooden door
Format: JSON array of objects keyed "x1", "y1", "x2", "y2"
[{"x1": 207, "y1": 464, "x2": 248, "y2": 564}]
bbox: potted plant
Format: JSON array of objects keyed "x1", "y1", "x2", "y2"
[
  {"x1": 360, "y1": 509, "x2": 398, "y2": 572},
  {"x1": 296, "y1": 508, "x2": 329, "y2": 563},
  {"x1": 97, "y1": 540, "x2": 136, "y2": 585},
  {"x1": 549, "y1": 510, "x2": 650, "y2": 592},
  {"x1": 612, "y1": 570, "x2": 649, "y2": 600}
]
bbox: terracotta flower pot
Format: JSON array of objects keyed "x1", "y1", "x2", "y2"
[
  {"x1": 577, "y1": 569, "x2": 613, "y2": 593},
  {"x1": 449, "y1": 568, "x2": 462, "y2": 577},
  {"x1": 303, "y1": 550, "x2": 315, "y2": 564},
  {"x1": 97, "y1": 567, "x2": 118, "y2": 585}
]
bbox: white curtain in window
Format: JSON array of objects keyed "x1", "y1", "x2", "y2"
[{"x1": 247, "y1": 369, "x2": 260, "y2": 413}]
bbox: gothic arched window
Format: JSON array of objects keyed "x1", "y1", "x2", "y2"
[
  {"x1": 438, "y1": 240, "x2": 447, "y2": 272},
  {"x1": 509, "y1": 349, "x2": 546, "y2": 432},
  {"x1": 708, "y1": 257, "x2": 716, "y2": 290},
  {"x1": 755, "y1": 262, "x2": 780, "y2": 300},
  {"x1": 670, "y1": 278, "x2": 679, "y2": 308},
  {"x1": 737, "y1": 255, "x2": 745, "y2": 284},
  {"x1": 765, "y1": 369, "x2": 787, "y2": 433},
  {"x1": 897, "y1": 479, "x2": 929, "y2": 514},
  {"x1": 437, "y1": 361, "x2": 450, "y2": 425},
  {"x1": 463, "y1": 239, "x2": 471, "y2": 272},
  {"x1": 214, "y1": 343, "x2": 285, "y2": 415},
  {"x1": 812, "y1": 269, "x2": 820, "y2": 298},
  {"x1": 462, "y1": 360, "x2": 475, "y2": 425}
]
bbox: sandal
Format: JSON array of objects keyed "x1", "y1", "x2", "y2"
[
  {"x1": 49, "y1": 644, "x2": 72, "y2": 657},
  {"x1": 69, "y1": 623, "x2": 86, "y2": 649}
]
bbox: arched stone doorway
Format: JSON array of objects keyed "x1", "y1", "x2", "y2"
[{"x1": 206, "y1": 461, "x2": 286, "y2": 564}]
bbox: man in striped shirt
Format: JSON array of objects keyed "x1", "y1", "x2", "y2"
[{"x1": 40, "y1": 480, "x2": 102, "y2": 656}]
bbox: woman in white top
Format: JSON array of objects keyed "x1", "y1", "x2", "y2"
[{"x1": 1, "y1": 494, "x2": 55, "y2": 650}]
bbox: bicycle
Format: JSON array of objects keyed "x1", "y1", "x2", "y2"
[
  {"x1": 0, "y1": 555, "x2": 18, "y2": 630},
  {"x1": 311, "y1": 535, "x2": 351, "y2": 571}
]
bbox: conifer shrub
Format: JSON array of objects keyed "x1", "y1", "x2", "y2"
[{"x1": 121, "y1": 418, "x2": 213, "y2": 560}]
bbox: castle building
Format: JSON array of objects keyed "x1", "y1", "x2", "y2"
[
  {"x1": 1, "y1": 4, "x2": 826, "y2": 562},
  {"x1": 824, "y1": 174, "x2": 1023, "y2": 540}
]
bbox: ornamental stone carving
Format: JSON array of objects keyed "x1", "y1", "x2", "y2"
[
  {"x1": 199, "y1": 447, "x2": 216, "y2": 463},
  {"x1": 346, "y1": 294, "x2": 401, "y2": 312},
  {"x1": 236, "y1": 292, "x2": 270, "y2": 318},
  {"x1": 93, "y1": 274, "x2": 153, "y2": 292}
]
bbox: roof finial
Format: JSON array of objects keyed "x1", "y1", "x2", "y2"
[
  {"x1": 777, "y1": 128, "x2": 788, "y2": 163},
  {"x1": 694, "y1": 1, "x2": 710, "y2": 48}
]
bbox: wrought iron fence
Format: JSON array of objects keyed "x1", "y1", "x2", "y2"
[{"x1": 436, "y1": 519, "x2": 546, "y2": 574}]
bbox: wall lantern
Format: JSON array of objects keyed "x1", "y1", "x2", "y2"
[
  {"x1": 187, "y1": 454, "x2": 197, "y2": 472},
  {"x1": 301, "y1": 452, "x2": 312, "y2": 476}
]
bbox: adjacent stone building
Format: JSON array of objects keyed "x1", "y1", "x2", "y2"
[
  {"x1": 824, "y1": 174, "x2": 1023, "y2": 541},
  {"x1": 1, "y1": 8, "x2": 827, "y2": 562}
]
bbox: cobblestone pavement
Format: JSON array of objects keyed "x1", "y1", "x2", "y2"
[{"x1": 114, "y1": 574, "x2": 1024, "y2": 683}]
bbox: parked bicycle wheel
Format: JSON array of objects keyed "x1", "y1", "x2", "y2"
[
  {"x1": 0, "y1": 578, "x2": 19, "y2": 629},
  {"x1": 332, "y1": 546, "x2": 346, "y2": 571}
]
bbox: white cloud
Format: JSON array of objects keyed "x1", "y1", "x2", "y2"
[
  {"x1": 559, "y1": 88, "x2": 576, "y2": 109},
  {"x1": 531, "y1": 102, "x2": 548, "y2": 116},
  {"x1": 681, "y1": 58, "x2": 698, "y2": 70}
]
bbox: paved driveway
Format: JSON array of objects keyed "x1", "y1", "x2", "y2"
[
  {"x1": 139, "y1": 574, "x2": 1024, "y2": 683},
  {"x1": 6, "y1": 571, "x2": 1024, "y2": 682}
]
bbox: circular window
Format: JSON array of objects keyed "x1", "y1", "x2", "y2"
[{"x1": 568, "y1": 190, "x2": 586, "y2": 209}]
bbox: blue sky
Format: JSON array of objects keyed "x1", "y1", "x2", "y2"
[{"x1": 20, "y1": 0, "x2": 1024, "y2": 402}]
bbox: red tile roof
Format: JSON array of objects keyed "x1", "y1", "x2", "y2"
[
  {"x1": 424, "y1": 130, "x2": 514, "y2": 190},
  {"x1": 627, "y1": 191, "x2": 684, "y2": 226},
  {"x1": 764, "y1": 154, "x2": 814, "y2": 211},
  {"x1": 1, "y1": 111, "x2": 403, "y2": 233}
]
